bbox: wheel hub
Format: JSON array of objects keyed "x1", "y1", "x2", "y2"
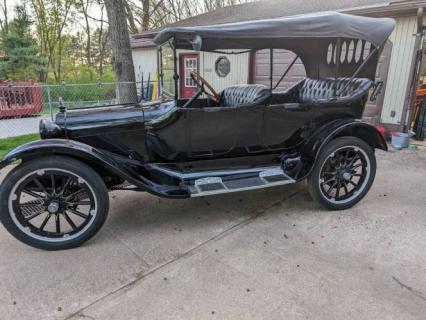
[
  {"x1": 47, "y1": 201, "x2": 60, "y2": 214},
  {"x1": 341, "y1": 171, "x2": 352, "y2": 181}
]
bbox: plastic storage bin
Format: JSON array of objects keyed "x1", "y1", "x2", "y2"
[{"x1": 391, "y1": 132, "x2": 412, "y2": 149}]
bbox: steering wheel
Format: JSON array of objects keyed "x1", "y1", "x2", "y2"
[{"x1": 190, "y1": 71, "x2": 221, "y2": 103}]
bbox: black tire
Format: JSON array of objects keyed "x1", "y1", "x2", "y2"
[
  {"x1": 307, "y1": 136, "x2": 377, "y2": 210},
  {"x1": 0, "y1": 156, "x2": 109, "y2": 250}
]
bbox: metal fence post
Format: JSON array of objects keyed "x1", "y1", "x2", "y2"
[
  {"x1": 47, "y1": 85, "x2": 53, "y2": 121},
  {"x1": 116, "y1": 82, "x2": 120, "y2": 103},
  {"x1": 98, "y1": 81, "x2": 102, "y2": 104}
]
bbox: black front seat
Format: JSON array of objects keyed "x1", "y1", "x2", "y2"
[{"x1": 220, "y1": 85, "x2": 271, "y2": 107}]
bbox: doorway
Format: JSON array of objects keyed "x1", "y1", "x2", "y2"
[{"x1": 179, "y1": 53, "x2": 199, "y2": 99}]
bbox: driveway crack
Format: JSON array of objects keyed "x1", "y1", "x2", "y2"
[
  {"x1": 392, "y1": 276, "x2": 426, "y2": 302},
  {"x1": 104, "y1": 227, "x2": 150, "y2": 269}
]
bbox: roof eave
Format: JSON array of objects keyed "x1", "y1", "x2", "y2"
[
  {"x1": 342, "y1": 1, "x2": 426, "y2": 17},
  {"x1": 131, "y1": 45, "x2": 156, "y2": 49},
  {"x1": 131, "y1": 1, "x2": 426, "y2": 42}
]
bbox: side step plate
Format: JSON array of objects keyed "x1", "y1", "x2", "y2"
[{"x1": 189, "y1": 167, "x2": 295, "y2": 197}]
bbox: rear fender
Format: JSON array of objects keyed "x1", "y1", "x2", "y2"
[
  {"x1": 295, "y1": 119, "x2": 387, "y2": 180},
  {"x1": 0, "y1": 139, "x2": 189, "y2": 198}
]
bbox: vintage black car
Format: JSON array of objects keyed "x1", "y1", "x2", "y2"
[{"x1": 0, "y1": 12, "x2": 395, "y2": 250}]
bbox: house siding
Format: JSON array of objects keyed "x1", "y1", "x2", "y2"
[
  {"x1": 133, "y1": 48, "x2": 250, "y2": 96},
  {"x1": 380, "y1": 16, "x2": 417, "y2": 125},
  {"x1": 176, "y1": 50, "x2": 249, "y2": 93},
  {"x1": 199, "y1": 51, "x2": 249, "y2": 92},
  {"x1": 132, "y1": 48, "x2": 158, "y2": 82}
]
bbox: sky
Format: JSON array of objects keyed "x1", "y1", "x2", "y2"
[
  {"x1": 3, "y1": 0, "x2": 105, "y2": 32},
  {"x1": 3, "y1": 0, "x2": 104, "y2": 22},
  {"x1": 3, "y1": 0, "x2": 18, "y2": 18}
]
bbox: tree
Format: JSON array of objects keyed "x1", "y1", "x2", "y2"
[
  {"x1": 78, "y1": 0, "x2": 93, "y2": 67},
  {"x1": 123, "y1": 0, "x2": 251, "y2": 33},
  {"x1": 0, "y1": 4, "x2": 47, "y2": 80},
  {"x1": 202, "y1": 0, "x2": 245, "y2": 12},
  {"x1": 0, "y1": 0, "x2": 8, "y2": 33},
  {"x1": 30, "y1": 0, "x2": 75, "y2": 82},
  {"x1": 104, "y1": 0, "x2": 136, "y2": 103}
]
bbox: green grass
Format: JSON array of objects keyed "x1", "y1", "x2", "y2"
[{"x1": 0, "y1": 134, "x2": 40, "y2": 159}]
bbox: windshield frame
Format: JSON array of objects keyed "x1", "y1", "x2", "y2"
[{"x1": 158, "y1": 39, "x2": 178, "y2": 101}]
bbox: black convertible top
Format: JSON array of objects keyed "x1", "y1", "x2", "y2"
[
  {"x1": 154, "y1": 12, "x2": 395, "y2": 50},
  {"x1": 154, "y1": 11, "x2": 395, "y2": 81}
]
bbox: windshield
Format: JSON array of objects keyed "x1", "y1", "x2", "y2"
[{"x1": 160, "y1": 42, "x2": 175, "y2": 98}]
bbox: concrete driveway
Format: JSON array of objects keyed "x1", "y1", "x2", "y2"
[
  {"x1": 0, "y1": 116, "x2": 50, "y2": 139},
  {"x1": 0, "y1": 147, "x2": 425, "y2": 320}
]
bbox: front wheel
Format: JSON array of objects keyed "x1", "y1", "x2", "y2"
[
  {"x1": 307, "y1": 136, "x2": 377, "y2": 210},
  {"x1": 0, "y1": 156, "x2": 109, "y2": 250}
]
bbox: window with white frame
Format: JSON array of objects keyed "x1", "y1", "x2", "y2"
[{"x1": 184, "y1": 57, "x2": 198, "y2": 87}]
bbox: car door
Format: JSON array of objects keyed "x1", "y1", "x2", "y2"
[
  {"x1": 236, "y1": 104, "x2": 264, "y2": 153},
  {"x1": 188, "y1": 106, "x2": 239, "y2": 158},
  {"x1": 262, "y1": 102, "x2": 313, "y2": 149},
  {"x1": 188, "y1": 102, "x2": 266, "y2": 158}
]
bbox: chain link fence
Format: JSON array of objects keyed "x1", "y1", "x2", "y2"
[{"x1": 0, "y1": 80, "x2": 160, "y2": 139}]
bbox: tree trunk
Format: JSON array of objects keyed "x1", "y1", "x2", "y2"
[
  {"x1": 142, "y1": 0, "x2": 150, "y2": 31},
  {"x1": 80, "y1": 0, "x2": 92, "y2": 68},
  {"x1": 104, "y1": 0, "x2": 137, "y2": 103}
]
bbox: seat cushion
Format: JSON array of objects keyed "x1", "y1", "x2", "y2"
[
  {"x1": 220, "y1": 85, "x2": 271, "y2": 107},
  {"x1": 298, "y1": 78, "x2": 373, "y2": 104}
]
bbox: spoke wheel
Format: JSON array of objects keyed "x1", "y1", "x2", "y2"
[
  {"x1": 307, "y1": 137, "x2": 376, "y2": 210},
  {"x1": 319, "y1": 146, "x2": 370, "y2": 204},
  {"x1": 11, "y1": 169, "x2": 96, "y2": 241},
  {"x1": 0, "y1": 156, "x2": 109, "y2": 250}
]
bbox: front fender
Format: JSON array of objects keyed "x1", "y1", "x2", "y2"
[
  {"x1": 295, "y1": 119, "x2": 387, "y2": 180},
  {"x1": 0, "y1": 139, "x2": 189, "y2": 198},
  {"x1": 0, "y1": 139, "x2": 115, "y2": 170}
]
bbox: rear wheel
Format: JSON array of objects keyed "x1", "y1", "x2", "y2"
[
  {"x1": 0, "y1": 156, "x2": 109, "y2": 250},
  {"x1": 307, "y1": 136, "x2": 377, "y2": 210}
]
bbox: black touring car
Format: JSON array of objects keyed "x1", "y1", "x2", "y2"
[{"x1": 0, "y1": 12, "x2": 395, "y2": 250}]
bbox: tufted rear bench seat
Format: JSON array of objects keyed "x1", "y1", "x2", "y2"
[
  {"x1": 218, "y1": 78, "x2": 372, "y2": 107},
  {"x1": 298, "y1": 78, "x2": 373, "y2": 104}
]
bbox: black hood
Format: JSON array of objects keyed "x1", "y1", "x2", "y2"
[{"x1": 55, "y1": 104, "x2": 144, "y2": 128}]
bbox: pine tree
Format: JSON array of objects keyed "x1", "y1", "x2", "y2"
[{"x1": 0, "y1": 4, "x2": 47, "y2": 81}]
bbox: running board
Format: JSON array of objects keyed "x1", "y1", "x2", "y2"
[
  {"x1": 145, "y1": 163, "x2": 296, "y2": 197},
  {"x1": 187, "y1": 167, "x2": 295, "y2": 197}
]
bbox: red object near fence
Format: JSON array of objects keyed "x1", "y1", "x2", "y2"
[{"x1": 0, "y1": 81, "x2": 43, "y2": 118}]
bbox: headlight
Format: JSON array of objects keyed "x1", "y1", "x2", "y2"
[{"x1": 39, "y1": 119, "x2": 63, "y2": 139}]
